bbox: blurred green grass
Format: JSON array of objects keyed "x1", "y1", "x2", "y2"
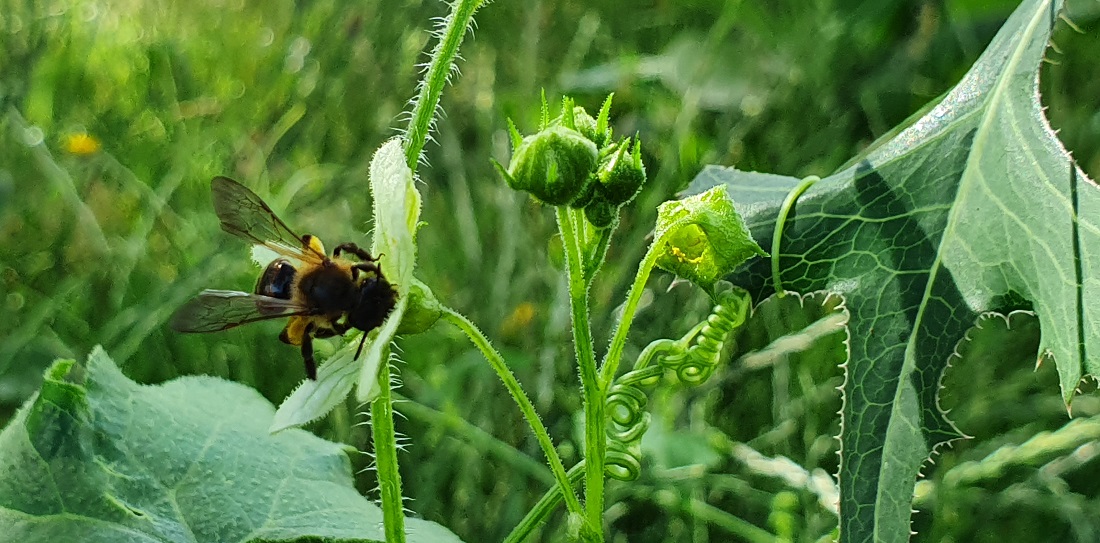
[{"x1": 2, "y1": 0, "x2": 1100, "y2": 541}]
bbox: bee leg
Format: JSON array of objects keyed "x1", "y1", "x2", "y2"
[
  {"x1": 334, "y1": 242, "x2": 378, "y2": 262},
  {"x1": 301, "y1": 324, "x2": 318, "y2": 380},
  {"x1": 350, "y1": 261, "x2": 382, "y2": 282},
  {"x1": 354, "y1": 332, "x2": 369, "y2": 360},
  {"x1": 315, "y1": 320, "x2": 349, "y2": 337}
]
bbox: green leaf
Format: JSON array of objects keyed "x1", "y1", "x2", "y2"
[
  {"x1": 731, "y1": 290, "x2": 850, "y2": 375},
  {"x1": 686, "y1": 0, "x2": 1086, "y2": 540},
  {"x1": 0, "y1": 347, "x2": 463, "y2": 543}
]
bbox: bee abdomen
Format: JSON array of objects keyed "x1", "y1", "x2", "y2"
[{"x1": 256, "y1": 259, "x2": 298, "y2": 301}]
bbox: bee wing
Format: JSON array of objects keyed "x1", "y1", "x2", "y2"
[
  {"x1": 170, "y1": 290, "x2": 312, "y2": 333},
  {"x1": 211, "y1": 176, "x2": 326, "y2": 264}
]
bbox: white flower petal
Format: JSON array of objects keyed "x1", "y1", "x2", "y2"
[
  {"x1": 270, "y1": 345, "x2": 360, "y2": 433},
  {"x1": 355, "y1": 296, "x2": 408, "y2": 402},
  {"x1": 354, "y1": 137, "x2": 421, "y2": 402},
  {"x1": 370, "y1": 138, "x2": 420, "y2": 289},
  {"x1": 250, "y1": 245, "x2": 281, "y2": 268}
]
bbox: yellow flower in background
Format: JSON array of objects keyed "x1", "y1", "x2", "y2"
[
  {"x1": 64, "y1": 133, "x2": 101, "y2": 155},
  {"x1": 501, "y1": 301, "x2": 537, "y2": 338}
]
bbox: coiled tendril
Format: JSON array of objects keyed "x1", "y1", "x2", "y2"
[
  {"x1": 603, "y1": 286, "x2": 752, "y2": 481},
  {"x1": 660, "y1": 288, "x2": 750, "y2": 384},
  {"x1": 605, "y1": 345, "x2": 669, "y2": 481}
]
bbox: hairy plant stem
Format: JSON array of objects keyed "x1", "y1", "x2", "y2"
[
  {"x1": 440, "y1": 306, "x2": 585, "y2": 520},
  {"x1": 598, "y1": 236, "x2": 665, "y2": 388},
  {"x1": 403, "y1": 0, "x2": 485, "y2": 169},
  {"x1": 370, "y1": 0, "x2": 484, "y2": 536},
  {"x1": 583, "y1": 224, "x2": 615, "y2": 284},
  {"x1": 370, "y1": 362, "x2": 405, "y2": 543},
  {"x1": 557, "y1": 207, "x2": 605, "y2": 541},
  {"x1": 394, "y1": 392, "x2": 554, "y2": 486}
]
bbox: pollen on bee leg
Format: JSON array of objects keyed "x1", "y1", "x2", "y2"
[{"x1": 280, "y1": 317, "x2": 309, "y2": 346}]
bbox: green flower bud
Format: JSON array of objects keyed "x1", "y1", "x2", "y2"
[
  {"x1": 584, "y1": 190, "x2": 618, "y2": 229},
  {"x1": 494, "y1": 124, "x2": 598, "y2": 206},
  {"x1": 597, "y1": 137, "x2": 646, "y2": 206},
  {"x1": 569, "y1": 174, "x2": 599, "y2": 209},
  {"x1": 396, "y1": 277, "x2": 442, "y2": 335},
  {"x1": 569, "y1": 94, "x2": 614, "y2": 149},
  {"x1": 654, "y1": 185, "x2": 766, "y2": 292},
  {"x1": 571, "y1": 107, "x2": 598, "y2": 140}
]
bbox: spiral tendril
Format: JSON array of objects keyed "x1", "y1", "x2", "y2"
[
  {"x1": 659, "y1": 287, "x2": 750, "y2": 384},
  {"x1": 604, "y1": 440, "x2": 642, "y2": 482},
  {"x1": 603, "y1": 349, "x2": 668, "y2": 481},
  {"x1": 602, "y1": 286, "x2": 751, "y2": 481}
]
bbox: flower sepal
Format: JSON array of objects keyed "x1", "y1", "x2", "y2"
[{"x1": 397, "y1": 277, "x2": 442, "y2": 335}]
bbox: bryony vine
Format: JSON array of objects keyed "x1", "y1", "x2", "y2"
[{"x1": 489, "y1": 93, "x2": 766, "y2": 542}]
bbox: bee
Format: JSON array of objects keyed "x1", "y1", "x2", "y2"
[{"x1": 170, "y1": 176, "x2": 398, "y2": 380}]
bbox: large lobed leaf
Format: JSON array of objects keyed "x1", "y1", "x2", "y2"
[
  {"x1": 0, "y1": 346, "x2": 462, "y2": 543},
  {"x1": 687, "y1": 0, "x2": 1092, "y2": 540}
]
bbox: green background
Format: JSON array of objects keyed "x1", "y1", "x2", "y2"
[{"x1": 2, "y1": 0, "x2": 1099, "y2": 541}]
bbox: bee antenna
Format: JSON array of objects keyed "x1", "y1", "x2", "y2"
[{"x1": 355, "y1": 332, "x2": 369, "y2": 359}]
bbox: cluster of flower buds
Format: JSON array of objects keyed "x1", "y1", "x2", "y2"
[{"x1": 493, "y1": 94, "x2": 647, "y2": 228}]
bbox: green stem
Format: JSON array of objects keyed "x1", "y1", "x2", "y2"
[
  {"x1": 598, "y1": 236, "x2": 665, "y2": 388},
  {"x1": 557, "y1": 207, "x2": 605, "y2": 540},
  {"x1": 504, "y1": 462, "x2": 588, "y2": 543},
  {"x1": 370, "y1": 362, "x2": 405, "y2": 543},
  {"x1": 403, "y1": 0, "x2": 485, "y2": 170},
  {"x1": 440, "y1": 306, "x2": 585, "y2": 519},
  {"x1": 582, "y1": 224, "x2": 615, "y2": 285}
]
